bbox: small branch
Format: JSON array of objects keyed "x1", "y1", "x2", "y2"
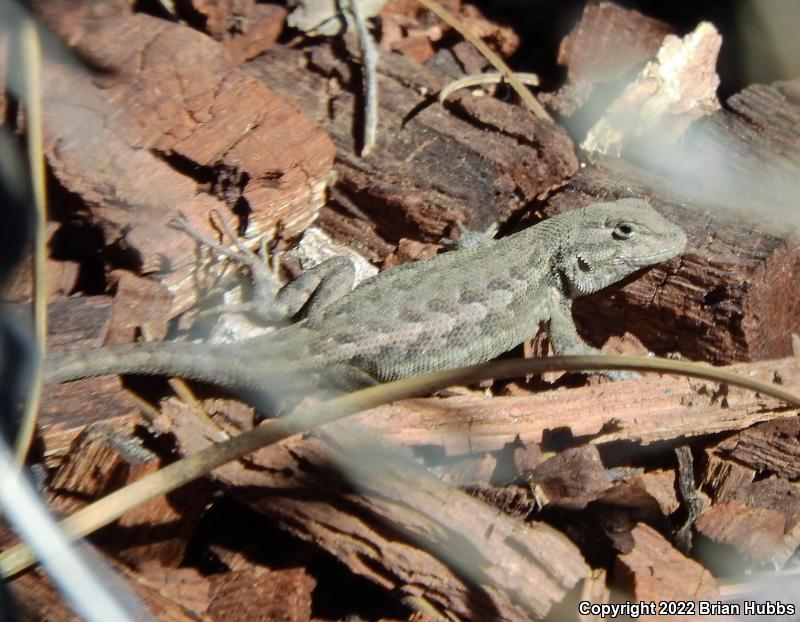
[{"x1": 347, "y1": 0, "x2": 380, "y2": 156}]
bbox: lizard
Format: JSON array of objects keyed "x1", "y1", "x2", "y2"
[{"x1": 43, "y1": 198, "x2": 687, "y2": 403}]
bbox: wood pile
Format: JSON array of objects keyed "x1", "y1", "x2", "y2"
[{"x1": 3, "y1": 0, "x2": 800, "y2": 619}]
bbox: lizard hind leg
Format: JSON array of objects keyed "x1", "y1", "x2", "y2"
[
  {"x1": 172, "y1": 212, "x2": 356, "y2": 324},
  {"x1": 171, "y1": 211, "x2": 289, "y2": 324}
]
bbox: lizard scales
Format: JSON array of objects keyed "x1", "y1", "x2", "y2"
[{"x1": 44, "y1": 199, "x2": 687, "y2": 394}]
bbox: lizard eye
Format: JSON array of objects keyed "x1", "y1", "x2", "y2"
[{"x1": 612, "y1": 223, "x2": 635, "y2": 240}]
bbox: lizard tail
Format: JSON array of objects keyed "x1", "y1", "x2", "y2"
[{"x1": 43, "y1": 341, "x2": 263, "y2": 390}]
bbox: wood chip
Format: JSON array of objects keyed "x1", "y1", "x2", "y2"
[
  {"x1": 543, "y1": 1, "x2": 672, "y2": 116},
  {"x1": 35, "y1": 4, "x2": 335, "y2": 313},
  {"x1": 355, "y1": 357, "x2": 800, "y2": 455},
  {"x1": 615, "y1": 523, "x2": 718, "y2": 619},
  {"x1": 583, "y1": 22, "x2": 722, "y2": 154}
]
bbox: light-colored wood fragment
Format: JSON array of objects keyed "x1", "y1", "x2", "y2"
[
  {"x1": 355, "y1": 357, "x2": 800, "y2": 456},
  {"x1": 615, "y1": 523, "x2": 718, "y2": 620}
]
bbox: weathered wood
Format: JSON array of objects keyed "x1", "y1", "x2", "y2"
[
  {"x1": 638, "y1": 469, "x2": 680, "y2": 518},
  {"x1": 165, "y1": 399, "x2": 590, "y2": 622},
  {"x1": 532, "y1": 446, "x2": 611, "y2": 510},
  {"x1": 9, "y1": 557, "x2": 210, "y2": 621},
  {"x1": 701, "y1": 448, "x2": 756, "y2": 502},
  {"x1": 614, "y1": 523, "x2": 718, "y2": 619},
  {"x1": 185, "y1": 0, "x2": 287, "y2": 65},
  {"x1": 208, "y1": 567, "x2": 315, "y2": 622},
  {"x1": 695, "y1": 500, "x2": 800, "y2": 568},
  {"x1": 34, "y1": 3, "x2": 335, "y2": 313},
  {"x1": 48, "y1": 422, "x2": 207, "y2": 568},
  {"x1": 105, "y1": 271, "x2": 173, "y2": 345},
  {"x1": 548, "y1": 81, "x2": 800, "y2": 364},
  {"x1": 354, "y1": 357, "x2": 800, "y2": 455},
  {"x1": 716, "y1": 418, "x2": 800, "y2": 480},
  {"x1": 541, "y1": 1, "x2": 672, "y2": 117},
  {"x1": 247, "y1": 40, "x2": 578, "y2": 252},
  {"x1": 41, "y1": 297, "x2": 146, "y2": 469}
]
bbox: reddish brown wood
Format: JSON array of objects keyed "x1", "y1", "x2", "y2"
[
  {"x1": 9, "y1": 559, "x2": 210, "y2": 621},
  {"x1": 701, "y1": 448, "x2": 756, "y2": 502},
  {"x1": 164, "y1": 399, "x2": 591, "y2": 622},
  {"x1": 188, "y1": 1, "x2": 287, "y2": 65},
  {"x1": 532, "y1": 446, "x2": 611, "y2": 510},
  {"x1": 355, "y1": 357, "x2": 800, "y2": 455},
  {"x1": 614, "y1": 523, "x2": 718, "y2": 619},
  {"x1": 718, "y1": 418, "x2": 800, "y2": 480},
  {"x1": 542, "y1": 1, "x2": 672, "y2": 116},
  {"x1": 638, "y1": 470, "x2": 680, "y2": 518},
  {"x1": 208, "y1": 567, "x2": 314, "y2": 622},
  {"x1": 105, "y1": 271, "x2": 173, "y2": 345},
  {"x1": 41, "y1": 297, "x2": 146, "y2": 468},
  {"x1": 34, "y1": 3, "x2": 334, "y2": 313},
  {"x1": 548, "y1": 81, "x2": 800, "y2": 365},
  {"x1": 695, "y1": 501, "x2": 798, "y2": 567},
  {"x1": 247, "y1": 40, "x2": 578, "y2": 253},
  {"x1": 48, "y1": 422, "x2": 207, "y2": 568}
]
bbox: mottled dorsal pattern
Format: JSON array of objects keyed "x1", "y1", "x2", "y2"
[{"x1": 45, "y1": 199, "x2": 686, "y2": 395}]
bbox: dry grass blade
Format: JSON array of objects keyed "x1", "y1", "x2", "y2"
[
  {"x1": 417, "y1": 0, "x2": 551, "y2": 121},
  {"x1": 2, "y1": 354, "x2": 799, "y2": 578},
  {"x1": 439, "y1": 71, "x2": 540, "y2": 103},
  {"x1": 15, "y1": 19, "x2": 47, "y2": 464}
]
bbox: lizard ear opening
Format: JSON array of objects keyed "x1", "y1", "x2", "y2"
[{"x1": 577, "y1": 256, "x2": 591, "y2": 272}]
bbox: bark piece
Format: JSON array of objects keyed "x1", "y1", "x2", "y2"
[
  {"x1": 550, "y1": 167, "x2": 800, "y2": 365},
  {"x1": 729, "y1": 477, "x2": 800, "y2": 533},
  {"x1": 719, "y1": 418, "x2": 800, "y2": 480},
  {"x1": 34, "y1": 4, "x2": 334, "y2": 313},
  {"x1": 701, "y1": 448, "x2": 756, "y2": 502},
  {"x1": 189, "y1": 1, "x2": 287, "y2": 65},
  {"x1": 695, "y1": 500, "x2": 800, "y2": 567},
  {"x1": 46, "y1": 296, "x2": 112, "y2": 354},
  {"x1": 9, "y1": 555, "x2": 210, "y2": 621},
  {"x1": 208, "y1": 567, "x2": 314, "y2": 622},
  {"x1": 105, "y1": 270, "x2": 173, "y2": 345},
  {"x1": 559, "y1": 79, "x2": 800, "y2": 364},
  {"x1": 614, "y1": 523, "x2": 718, "y2": 619},
  {"x1": 355, "y1": 357, "x2": 800, "y2": 455},
  {"x1": 137, "y1": 562, "x2": 212, "y2": 618},
  {"x1": 41, "y1": 297, "x2": 145, "y2": 468},
  {"x1": 48, "y1": 422, "x2": 207, "y2": 568},
  {"x1": 543, "y1": 1, "x2": 672, "y2": 117},
  {"x1": 165, "y1": 400, "x2": 590, "y2": 622},
  {"x1": 467, "y1": 484, "x2": 536, "y2": 520},
  {"x1": 583, "y1": 22, "x2": 722, "y2": 155},
  {"x1": 637, "y1": 469, "x2": 679, "y2": 517},
  {"x1": 532, "y1": 446, "x2": 611, "y2": 510},
  {"x1": 6, "y1": 223, "x2": 80, "y2": 304},
  {"x1": 48, "y1": 423, "x2": 155, "y2": 511},
  {"x1": 247, "y1": 41, "x2": 578, "y2": 251}
]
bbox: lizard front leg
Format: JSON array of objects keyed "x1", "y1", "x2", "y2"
[{"x1": 546, "y1": 290, "x2": 636, "y2": 380}]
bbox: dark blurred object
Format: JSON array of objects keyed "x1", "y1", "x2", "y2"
[{"x1": 0, "y1": 130, "x2": 34, "y2": 444}]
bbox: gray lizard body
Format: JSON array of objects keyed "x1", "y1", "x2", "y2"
[{"x1": 44, "y1": 199, "x2": 686, "y2": 397}]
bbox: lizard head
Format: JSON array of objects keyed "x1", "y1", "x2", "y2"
[{"x1": 560, "y1": 198, "x2": 687, "y2": 297}]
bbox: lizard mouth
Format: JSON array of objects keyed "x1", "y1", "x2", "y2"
[{"x1": 628, "y1": 232, "x2": 687, "y2": 266}]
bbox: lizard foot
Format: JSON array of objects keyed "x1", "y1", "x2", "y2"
[{"x1": 171, "y1": 211, "x2": 287, "y2": 324}]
